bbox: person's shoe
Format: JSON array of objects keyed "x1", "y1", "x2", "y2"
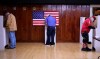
[
  {"x1": 81, "y1": 47, "x2": 91, "y2": 51},
  {"x1": 86, "y1": 47, "x2": 91, "y2": 51},
  {"x1": 81, "y1": 48, "x2": 87, "y2": 51},
  {"x1": 5, "y1": 45, "x2": 9, "y2": 48},
  {"x1": 46, "y1": 43, "x2": 50, "y2": 45},
  {"x1": 45, "y1": 43, "x2": 50, "y2": 47},
  {"x1": 92, "y1": 47, "x2": 96, "y2": 51},
  {"x1": 88, "y1": 42, "x2": 91, "y2": 44},
  {"x1": 50, "y1": 43, "x2": 55, "y2": 45},
  {"x1": 5, "y1": 46, "x2": 15, "y2": 49}
]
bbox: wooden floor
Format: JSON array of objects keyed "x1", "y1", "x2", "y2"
[{"x1": 0, "y1": 43, "x2": 100, "y2": 59}]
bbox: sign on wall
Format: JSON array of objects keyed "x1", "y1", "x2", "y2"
[{"x1": 32, "y1": 11, "x2": 59, "y2": 26}]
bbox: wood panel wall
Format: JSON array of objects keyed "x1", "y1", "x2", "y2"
[{"x1": 0, "y1": 5, "x2": 90, "y2": 43}]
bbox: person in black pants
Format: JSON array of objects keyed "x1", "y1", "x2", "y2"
[
  {"x1": 81, "y1": 16, "x2": 96, "y2": 51},
  {"x1": 45, "y1": 14, "x2": 56, "y2": 45}
]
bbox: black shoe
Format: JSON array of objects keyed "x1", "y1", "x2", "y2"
[
  {"x1": 81, "y1": 47, "x2": 91, "y2": 51},
  {"x1": 88, "y1": 42, "x2": 91, "y2": 44},
  {"x1": 81, "y1": 48, "x2": 86, "y2": 51},
  {"x1": 86, "y1": 47, "x2": 91, "y2": 51},
  {"x1": 46, "y1": 43, "x2": 50, "y2": 45},
  {"x1": 5, "y1": 45, "x2": 9, "y2": 48},
  {"x1": 92, "y1": 47, "x2": 96, "y2": 51},
  {"x1": 5, "y1": 46, "x2": 15, "y2": 49},
  {"x1": 5, "y1": 45, "x2": 15, "y2": 49},
  {"x1": 50, "y1": 43, "x2": 55, "y2": 45}
]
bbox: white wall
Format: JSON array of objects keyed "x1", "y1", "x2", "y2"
[{"x1": 89, "y1": 5, "x2": 100, "y2": 42}]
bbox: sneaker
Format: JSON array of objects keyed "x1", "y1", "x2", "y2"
[
  {"x1": 50, "y1": 43, "x2": 55, "y2": 45},
  {"x1": 81, "y1": 48, "x2": 87, "y2": 51},
  {"x1": 46, "y1": 42, "x2": 51, "y2": 45},
  {"x1": 81, "y1": 47, "x2": 91, "y2": 51},
  {"x1": 5, "y1": 45, "x2": 9, "y2": 48},
  {"x1": 92, "y1": 47, "x2": 96, "y2": 51},
  {"x1": 86, "y1": 47, "x2": 91, "y2": 51},
  {"x1": 5, "y1": 46, "x2": 15, "y2": 49}
]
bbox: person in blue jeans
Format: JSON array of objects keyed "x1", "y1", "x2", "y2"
[
  {"x1": 4, "y1": 11, "x2": 17, "y2": 49},
  {"x1": 45, "y1": 14, "x2": 56, "y2": 45},
  {"x1": 8, "y1": 31, "x2": 16, "y2": 48}
]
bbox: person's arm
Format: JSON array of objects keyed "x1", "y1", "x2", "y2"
[
  {"x1": 88, "y1": 19, "x2": 95, "y2": 29},
  {"x1": 88, "y1": 26, "x2": 95, "y2": 29}
]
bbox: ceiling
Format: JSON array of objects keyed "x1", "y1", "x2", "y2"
[{"x1": 0, "y1": 0, "x2": 100, "y2": 6}]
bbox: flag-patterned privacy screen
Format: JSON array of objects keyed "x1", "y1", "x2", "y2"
[{"x1": 32, "y1": 11, "x2": 59, "y2": 25}]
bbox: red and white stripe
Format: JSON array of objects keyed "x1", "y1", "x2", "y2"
[{"x1": 33, "y1": 11, "x2": 59, "y2": 26}]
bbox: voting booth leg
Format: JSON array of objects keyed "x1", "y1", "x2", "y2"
[
  {"x1": 92, "y1": 29, "x2": 96, "y2": 51},
  {"x1": 45, "y1": 26, "x2": 47, "y2": 44}
]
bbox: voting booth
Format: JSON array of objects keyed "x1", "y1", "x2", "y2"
[
  {"x1": 45, "y1": 26, "x2": 56, "y2": 44},
  {"x1": 80, "y1": 17, "x2": 85, "y2": 43},
  {"x1": 92, "y1": 15, "x2": 100, "y2": 51},
  {"x1": 0, "y1": 16, "x2": 7, "y2": 50}
]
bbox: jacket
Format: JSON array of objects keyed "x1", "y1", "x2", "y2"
[{"x1": 6, "y1": 13, "x2": 17, "y2": 31}]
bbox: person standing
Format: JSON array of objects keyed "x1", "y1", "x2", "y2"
[
  {"x1": 5, "y1": 12, "x2": 17, "y2": 49},
  {"x1": 84, "y1": 17, "x2": 91, "y2": 44},
  {"x1": 45, "y1": 14, "x2": 56, "y2": 45},
  {"x1": 81, "y1": 16, "x2": 96, "y2": 51}
]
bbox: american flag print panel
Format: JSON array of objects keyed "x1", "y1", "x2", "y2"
[
  {"x1": 44, "y1": 11, "x2": 59, "y2": 25},
  {"x1": 32, "y1": 11, "x2": 59, "y2": 26}
]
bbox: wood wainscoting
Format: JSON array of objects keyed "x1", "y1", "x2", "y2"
[{"x1": 0, "y1": 5, "x2": 90, "y2": 42}]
